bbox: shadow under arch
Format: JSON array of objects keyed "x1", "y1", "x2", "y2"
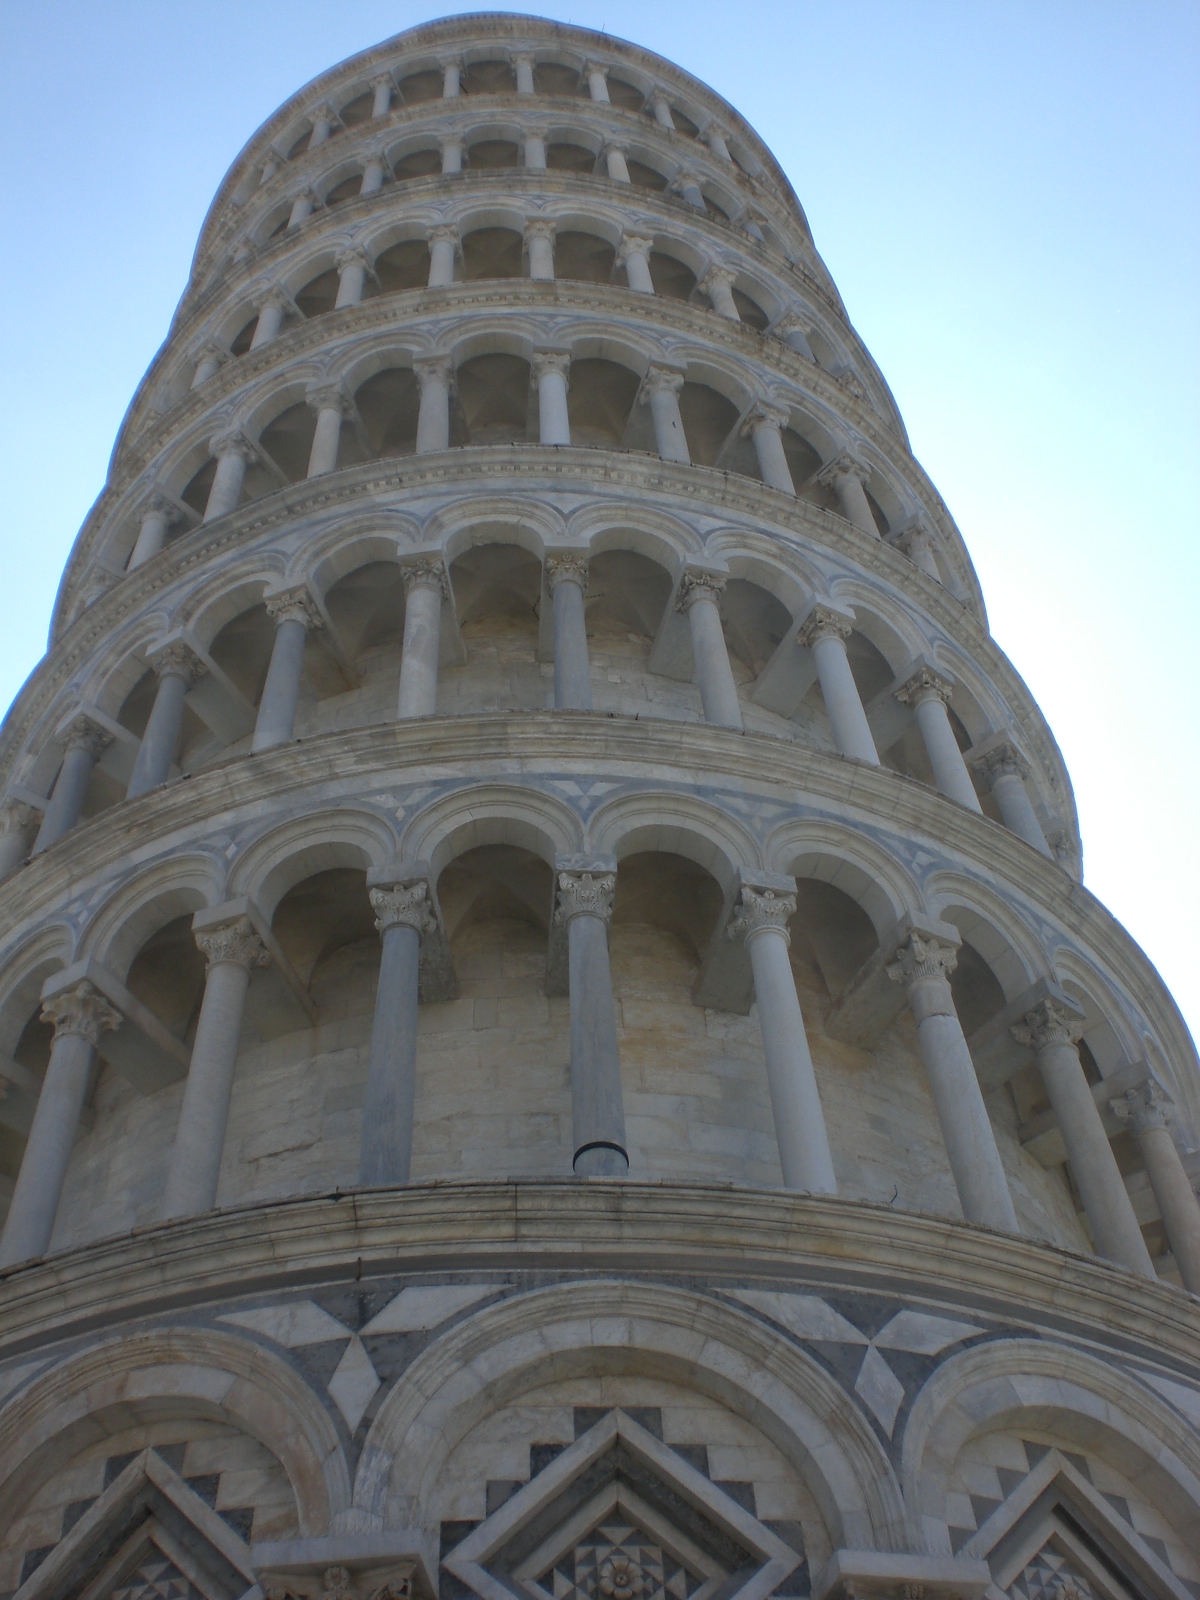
[
  {"x1": 79, "y1": 852, "x2": 226, "y2": 981},
  {"x1": 402, "y1": 783, "x2": 583, "y2": 878},
  {"x1": 765, "y1": 819, "x2": 918, "y2": 941},
  {"x1": 587, "y1": 790, "x2": 759, "y2": 893},
  {"x1": 352, "y1": 1278, "x2": 904, "y2": 1551},
  {"x1": 227, "y1": 807, "x2": 400, "y2": 920}
]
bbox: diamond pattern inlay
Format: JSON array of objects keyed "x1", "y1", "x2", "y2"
[
  {"x1": 110, "y1": 1553, "x2": 202, "y2": 1600},
  {"x1": 545, "y1": 1519, "x2": 704, "y2": 1600}
]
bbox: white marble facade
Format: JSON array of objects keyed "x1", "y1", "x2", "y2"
[{"x1": 0, "y1": 15, "x2": 1196, "y2": 1600}]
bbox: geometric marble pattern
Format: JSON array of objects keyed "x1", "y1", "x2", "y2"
[
  {"x1": 543, "y1": 1518, "x2": 703, "y2": 1600},
  {"x1": 1005, "y1": 1551, "x2": 1092, "y2": 1600},
  {"x1": 110, "y1": 1553, "x2": 203, "y2": 1600}
]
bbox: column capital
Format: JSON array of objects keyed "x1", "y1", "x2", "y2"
[
  {"x1": 700, "y1": 263, "x2": 737, "y2": 292},
  {"x1": 400, "y1": 558, "x2": 450, "y2": 600},
  {"x1": 796, "y1": 604, "x2": 853, "y2": 650},
  {"x1": 837, "y1": 368, "x2": 868, "y2": 401},
  {"x1": 775, "y1": 309, "x2": 815, "y2": 339},
  {"x1": 335, "y1": 244, "x2": 373, "y2": 273},
  {"x1": 616, "y1": 232, "x2": 653, "y2": 264},
  {"x1": 675, "y1": 569, "x2": 726, "y2": 612},
  {"x1": 742, "y1": 401, "x2": 789, "y2": 437},
  {"x1": 305, "y1": 382, "x2": 351, "y2": 417},
  {"x1": 208, "y1": 428, "x2": 254, "y2": 463},
  {"x1": 894, "y1": 664, "x2": 953, "y2": 710},
  {"x1": 309, "y1": 101, "x2": 340, "y2": 126},
  {"x1": 554, "y1": 869, "x2": 616, "y2": 926},
  {"x1": 524, "y1": 216, "x2": 557, "y2": 243},
  {"x1": 264, "y1": 585, "x2": 323, "y2": 630},
  {"x1": 136, "y1": 488, "x2": 173, "y2": 520},
  {"x1": 727, "y1": 886, "x2": 796, "y2": 947},
  {"x1": 192, "y1": 338, "x2": 227, "y2": 368},
  {"x1": 816, "y1": 452, "x2": 871, "y2": 488},
  {"x1": 0, "y1": 799, "x2": 38, "y2": 835},
  {"x1": 438, "y1": 132, "x2": 463, "y2": 156},
  {"x1": 370, "y1": 881, "x2": 437, "y2": 938},
  {"x1": 40, "y1": 979, "x2": 121, "y2": 1045},
  {"x1": 545, "y1": 552, "x2": 589, "y2": 593},
  {"x1": 61, "y1": 714, "x2": 113, "y2": 759},
  {"x1": 259, "y1": 284, "x2": 297, "y2": 314},
  {"x1": 427, "y1": 222, "x2": 461, "y2": 248},
  {"x1": 602, "y1": 137, "x2": 631, "y2": 156},
  {"x1": 1110, "y1": 1080, "x2": 1175, "y2": 1134},
  {"x1": 670, "y1": 168, "x2": 703, "y2": 196},
  {"x1": 886, "y1": 930, "x2": 959, "y2": 988},
  {"x1": 581, "y1": 59, "x2": 609, "y2": 80},
  {"x1": 148, "y1": 640, "x2": 207, "y2": 687},
  {"x1": 889, "y1": 518, "x2": 935, "y2": 559},
  {"x1": 511, "y1": 50, "x2": 536, "y2": 69},
  {"x1": 531, "y1": 348, "x2": 571, "y2": 382},
  {"x1": 1011, "y1": 997, "x2": 1086, "y2": 1053},
  {"x1": 413, "y1": 354, "x2": 454, "y2": 388},
  {"x1": 195, "y1": 915, "x2": 269, "y2": 973},
  {"x1": 641, "y1": 363, "x2": 686, "y2": 398},
  {"x1": 970, "y1": 739, "x2": 1030, "y2": 785},
  {"x1": 368, "y1": 72, "x2": 395, "y2": 92}
]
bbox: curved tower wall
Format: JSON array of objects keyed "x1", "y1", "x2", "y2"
[{"x1": 0, "y1": 17, "x2": 1197, "y2": 1600}]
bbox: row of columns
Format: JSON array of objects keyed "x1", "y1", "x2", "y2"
[{"x1": 8, "y1": 875, "x2": 1196, "y2": 1289}]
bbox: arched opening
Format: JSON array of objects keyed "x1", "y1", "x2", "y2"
[
  {"x1": 354, "y1": 367, "x2": 422, "y2": 457},
  {"x1": 397, "y1": 69, "x2": 443, "y2": 103},
  {"x1": 258, "y1": 402, "x2": 316, "y2": 483},
  {"x1": 555, "y1": 231, "x2": 616, "y2": 283},
  {"x1": 732, "y1": 287, "x2": 769, "y2": 330},
  {"x1": 208, "y1": 602, "x2": 277, "y2": 711},
  {"x1": 721, "y1": 579, "x2": 793, "y2": 696},
  {"x1": 534, "y1": 62, "x2": 580, "y2": 96},
  {"x1": 461, "y1": 226, "x2": 524, "y2": 280},
  {"x1": 229, "y1": 315, "x2": 258, "y2": 356},
  {"x1": 788, "y1": 878, "x2": 880, "y2": 1017},
  {"x1": 546, "y1": 141, "x2": 595, "y2": 173},
  {"x1": 323, "y1": 173, "x2": 361, "y2": 209},
  {"x1": 672, "y1": 108, "x2": 700, "y2": 138},
  {"x1": 467, "y1": 138, "x2": 520, "y2": 170},
  {"x1": 271, "y1": 866, "x2": 376, "y2": 1022},
  {"x1": 180, "y1": 458, "x2": 218, "y2": 517},
  {"x1": 463, "y1": 59, "x2": 515, "y2": 95},
  {"x1": 374, "y1": 238, "x2": 430, "y2": 292},
  {"x1": 648, "y1": 250, "x2": 696, "y2": 300},
  {"x1": 294, "y1": 267, "x2": 340, "y2": 318},
  {"x1": 585, "y1": 549, "x2": 673, "y2": 709},
  {"x1": 606, "y1": 77, "x2": 644, "y2": 112},
  {"x1": 455, "y1": 354, "x2": 532, "y2": 444},
  {"x1": 628, "y1": 160, "x2": 668, "y2": 193},
  {"x1": 324, "y1": 561, "x2": 405, "y2": 667},
  {"x1": 677, "y1": 382, "x2": 739, "y2": 466},
  {"x1": 393, "y1": 146, "x2": 442, "y2": 181},
  {"x1": 339, "y1": 90, "x2": 374, "y2": 128},
  {"x1": 782, "y1": 427, "x2": 823, "y2": 492},
  {"x1": 116, "y1": 668, "x2": 213, "y2": 778},
  {"x1": 566, "y1": 359, "x2": 640, "y2": 447},
  {"x1": 446, "y1": 543, "x2": 543, "y2": 711}
]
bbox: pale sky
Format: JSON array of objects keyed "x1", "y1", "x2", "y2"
[{"x1": 0, "y1": 1, "x2": 1196, "y2": 1042}]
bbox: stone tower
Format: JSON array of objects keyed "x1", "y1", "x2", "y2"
[{"x1": 0, "y1": 14, "x2": 1197, "y2": 1600}]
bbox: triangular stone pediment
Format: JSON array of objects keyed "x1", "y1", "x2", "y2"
[
  {"x1": 961, "y1": 1449, "x2": 1192, "y2": 1600},
  {"x1": 13, "y1": 1449, "x2": 254, "y2": 1600},
  {"x1": 443, "y1": 1409, "x2": 799, "y2": 1600}
]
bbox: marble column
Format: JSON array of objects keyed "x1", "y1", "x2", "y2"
[
  {"x1": 673, "y1": 170, "x2": 706, "y2": 210},
  {"x1": 891, "y1": 519, "x2": 942, "y2": 581},
  {"x1": 203, "y1": 431, "x2": 252, "y2": 522},
  {"x1": 1012, "y1": 999, "x2": 1155, "y2": 1276},
  {"x1": 259, "y1": 150, "x2": 281, "y2": 186},
  {"x1": 701, "y1": 121, "x2": 733, "y2": 162},
  {"x1": 895, "y1": 667, "x2": 982, "y2": 812},
  {"x1": 817, "y1": 453, "x2": 879, "y2": 537},
  {"x1": 252, "y1": 588, "x2": 322, "y2": 752},
  {"x1": 524, "y1": 132, "x2": 548, "y2": 169},
  {"x1": 546, "y1": 554, "x2": 591, "y2": 710},
  {"x1": 191, "y1": 342, "x2": 226, "y2": 389},
  {"x1": 397, "y1": 561, "x2": 448, "y2": 718},
  {"x1": 427, "y1": 224, "x2": 459, "y2": 287},
  {"x1": 335, "y1": 248, "x2": 371, "y2": 308},
  {"x1": 308, "y1": 104, "x2": 337, "y2": 146},
  {"x1": 650, "y1": 91, "x2": 675, "y2": 129},
  {"x1": 33, "y1": 717, "x2": 112, "y2": 852},
  {"x1": 584, "y1": 62, "x2": 610, "y2": 102},
  {"x1": 126, "y1": 643, "x2": 206, "y2": 798},
  {"x1": 305, "y1": 386, "x2": 348, "y2": 478},
  {"x1": 744, "y1": 405, "x2": 795, "y2": 494},
  {"x1": 702, "y1": 266, "x2": 740, "y2": 320},
  {"x1": 360, "y1": 152, "x2": 388, "y2": 195},
  {"x1": 440, "y1": 135, "x2": 463, "y2": 174},
  {"x1": 415, "y1": 357, "x2": 453, "y2": 453},
  {"x1": 287, "y1": 189, "x2": 316, "y2": 229},
  {"x1": 603, "y1": 142, "x2": 631, "y2": 183},
  {"x1": 514, "y1": 53, "x2": 536, "y2": 94},
  {"x1": 0, "y1": 801, "x2": 38, "y2": 878},
  {"x1": 0, "y1": 981, "x2": 121, "y2": 1267},
  {"x1": 534, "y1": 351, "x2": 571, "y2": 445},
  {"x1": 1111, "y1": 1083, "x2": 1200, "y2": 1293},
  {"x1": 441, "y1": 57, "x2": 462, "y2": 98},
  {"x1": 887, "y1": 932, "x2": 1019, "y2": 1231},
  {"x1": 643, "y1": 365, "x2": 690, "y2": 463},
  {"x1": 970, "y1": 742, "x2": 1052, "y2": 855},
  {"x1": 360, "y1": 882, "x2": 437, "y2": 1185},
  {"x1": 370, "y1": 74, "x2": 393, "y2": 117},
  {"x1": 525, "y1": 218, "x2": 556, "y2": 281},
  {"x1": 617, "y1": 234, "x2": 655, "y2": 293},
  {"x1": 729, "y1": 886, "x2": 837, "y2": 1193},
  {"x1": 250, "y1": 290, "x2": 290, "y2": 349},
  {"x1": 555, "y1": 868, "x2": 627, "y2": 1177},
  {"x1": 796, "y1": 607, "x2": 879, "y2": 764},
  {"x1": 128, "y1": 493, "x2": 172, "y2": 570},
  {"x1": 161, "y1": 917, "x2": 267, "y2": 1219},
  {"x1": 775, "y1": 311, "x2": 816, "y2": 362},
  {"x1": 676, "y1": 572, "x2": 742, "y2": 730}
]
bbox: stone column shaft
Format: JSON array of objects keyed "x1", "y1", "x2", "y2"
[
  {"x1": 335, "y1": 251, "x2": 370, "y2": 306},
  {"x1": 585, "y1": 64, "x2": 610, "y2": 101},
  {"x1": 129, "y1": 499, "x2": 170, "y2": 569},
  {"x1": 371, "y1": 75, "x2": 393, "y2": 116},
  {"x1": 0, "y1": 802, "x2": 37, "y2": 878},
  {"x1": 1013, "y1": 1001, "x2": 1155, "y2": 1277},
  {"x1": 514, "y1": 54, "x2": 536, "y2": 94},
  {"x1": 618, "y1": 236, "x2": 654, "y2": 293},
  {"x1": 747, "y1": 408, "x2": 795, "y2": 494},
  {"x1": 703, "y1": 268, "x2": 740, "y2": 320},
  {"x1": 1112, "y1": 1084, "x2": 1200, "y2": 1293},
  {"x1": 896, "y1": 670, "x2": 982, "y2": 812},
  {"x1": 427, "y1": 227, "x2": 458, "y2": 287},
  {"x1": 820, "y1": 456, "x2": 878, "y2": 536},
  {"x1": 526, "y1": 221, "x2": 556, "y2": 280},
  {"x1": 415, "y1": 358, "x2": 452, "y2": 453},
  {"x1": 250, "y1": 296, "x2": 286, "y2": 348},
  {"x1": 440, "y1": 136, "x2": 463, "y2": 173},
  {"x1": 652, "y1": 93, "x2": 675, "y2": 129},
  {"x1": 306, "y1": 395, "x2": 345, "y2": 478},
  {"x1": 397, "y1": 564, "x2": 446, "y2": 718},
  {"x1": 547, "y1": 556, "x2": 591, "y2": 710},
  {"x1": 0, "y1": 982, "x2": 120, "y2": 1267},
  {"x1": 441, "y1": 58, "x2": 462, "y2": 97},
  {"x1": 126, "y1": 645, "x2": 204, "y2": 799},
  {"x1": 34, "y1": 718, "x2": 111, "y2": 851},
  {"x1": 162, "y1": 919, "x2": 267, "y2": 1219},
  {"x1": 678, "y1": 574, "x2": 742, "y2": 730},
  {"x1": 253, "y1": 590, "x2": 320, "y2": 753},
  {"x1": 191, "y1": 346, "x2": 223, "y2": 388},
  {"x1": 888, "y1": 936, "x2": 1018, "y2": 1232},
  {"x1": 535, "y1": 352, "x2": 571, "y2": 444},
  {"x1": 204, "y1": 436, "x2": 250, "y2": 522},
  {"x1": 730, "y1": 889, "x2": 837, "y2": 1193},
  {"x1": 557, "y1": 871, "x2": 627, "y2": 1177},
  {"x1": 644, "y1": 368, "x2": 690, "y2": 463},
  {"x1": 604, "y1": 144, "x2": 631, "y2": 183},
  {"x1": 361, "y1": 884, "x2": 435, "y2": 1185},
  {"x1": 972, "y1": 744, "x2": 1051, "y2": 855},
  {"x1": 798, "y1": 610, "x2": 879, "y2": 764},
  {"x1": 777, "y1": 314, "x2": 816, "y2": 362},
  {"x1": 360, "y1": 157, "x2": 386, "y2": 195},
  {"x1": 524, "y1": 134, "x2": 548, "y2": 169}
]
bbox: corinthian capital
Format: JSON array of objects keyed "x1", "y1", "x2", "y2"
[
  {"x1": 148, "y1": 641, "x2": 207, "y2": 687},
  {"x1": 885, "y1": 932, "x2": 958, "y2": 988},
  {"x1": 41, "y1": 980, "x2": 121, "y2": 1045},
  {"x1": 61, "y1": 714, "x2": 113, "y2": 759},
  {"x1": 209, "y1": 428, "x2": 253, "y2": 462},
  {"x1": 265, "y1": 585, "x2": 323, "y2": 630},
  {"x1": 195, "y1": 916, "x2": 269, "y2": 972},
  {"x1": 727, "y1": 887, "x2": 796, "y2": 946},
  {"x1": 524, "y1": 217, "x2": 557, "y2": 243},
  {"x1": 545, "y1": 553, "x2": 589, "y2": 593},
  {"x1": 306, "y1": 383, "x2": 351, "y2": 417},
  {"x1": 795, "y1": 605, "x2": 852, "y2": 650},
  {"x1": 554, "y1": 870, "x2": 615, "y2": 926},
  {"x1": 427, "y1": 222, "x2": 460, "y2": 249},
  {"x1": 675, "y1": 570, "x2": 726, "y2": 612},
  {"x1": 641, "y1": 363, "x2": 686, "y2": 399},
  {"x1": 894, "y1": 665, "x2": 952, "y2": 710},
  {"x1": 1110, "y1": 1081, "x2": 1175, "y2": 1135},
  {"x1": 0, "y1": 800, "x2": 38, "y2": 836},
  {"x1": 1010, "y1": 997, "x2": 1085, "y2": 1053},
  {"x1": 742, "y1": 402, "x2": 789, "y2": 438},
  {"x1": 700, "y1": 264, "x2": 736, "y2": 293},
  {"x1": 816, "y1": 453, "x2": 871, "y2": 489},
  {"x1": 531, "y1": 349, "x2": 571, "y2": 383},
  {"x1": 970, "y1": 740, "x2": 1030, "y2": 786},
  {"x1": 371, "y1": 882, "x2": 437, "y2": 938},
  {"x1": 400, "y1": 559, "x2": 450, "y2": 599},
  {"x1": 616, "y1": 233, "x2": 653, "y2": 265}
]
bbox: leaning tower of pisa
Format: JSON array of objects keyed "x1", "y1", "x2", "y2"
[{"x1": 0, "y1": 14, "x2": 1197, "y2": 1599}]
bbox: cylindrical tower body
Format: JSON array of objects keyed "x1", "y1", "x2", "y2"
[{"x1": 0, "y1": 19, "x2": 1196, "y2": 1598}]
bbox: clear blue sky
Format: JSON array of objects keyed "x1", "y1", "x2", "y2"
[{"x1": 1, "y1": 2, "x2": 1196, "y2": 1042}]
